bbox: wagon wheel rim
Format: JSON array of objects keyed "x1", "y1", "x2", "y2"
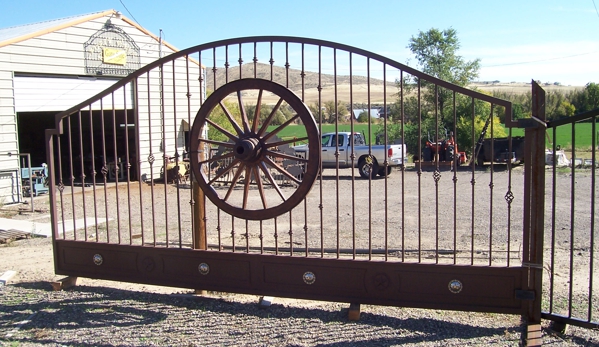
[{"x1": 189, "y1": 79, "x2": 319, "y2": 220}]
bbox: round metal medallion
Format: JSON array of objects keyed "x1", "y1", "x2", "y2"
[
  {"x1": 303, "y1": 271, "x2": 316, "y2": 285},
  {"x1": 448, "y1": 279, "x2": 463, "y2": 294},
  {"x1": 198, "y1": 263, "x2": 210, "y2": 275},
  {"x1": 93, "y1": 254, "x2": 103, "y2": 266}
]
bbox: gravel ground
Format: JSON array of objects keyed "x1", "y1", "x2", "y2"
[{"x1": 1, "y1": 166, "x2": 599, "y2": 346}]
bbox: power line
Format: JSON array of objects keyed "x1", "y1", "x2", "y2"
[
  {"x1": 483, "y1": 50, "x2": 599, "y2": 67},
  {"x1": 119, "y1": 0, "x2": 141, "y2": 25},
  {"x1": 593, "y1": 0, "x2": 599, "y2": 20}
]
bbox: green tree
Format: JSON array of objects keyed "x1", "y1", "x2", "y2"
[
  {"x1": 357, "y1": 111, "x2": 369, "y2": 123},
  {"x1": 408, "y1": 27, "x2": 481, "y2": 127}
]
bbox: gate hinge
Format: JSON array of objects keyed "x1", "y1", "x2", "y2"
[{"x1": 515, "y1": 290, "x2": 535, "y2": 301}]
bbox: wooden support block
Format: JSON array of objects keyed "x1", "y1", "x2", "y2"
[
  {"x1": 50, "y1": 276, "x2": 77, "y2": 291},
  {"x1": 131, "y1": 234, "x2": 143, "y2": 239},
  {"x1": 258, "y1": 296, "x2": 274, "y2": 308},
  {"x1": 348, "y1": 303, "x2": 361, "y2": 321},
  {"x1": 548, "y1": 320, "x2": 568, "y2": 334},
  {"x1": 194, "y1": 289, "x2": 207, "y2": 295},
  {"x1": 0, "y1": 270, "x2": 17, "y2": 285},
  {"x1": 525, "y1": 323, "x2": 542, "y2": 347}
]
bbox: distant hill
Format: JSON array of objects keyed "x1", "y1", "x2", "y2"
[{"x1": 206, "y1": 63, "x2": 583, "y2": 104}]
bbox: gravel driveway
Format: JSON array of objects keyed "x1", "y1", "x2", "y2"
[{"x1": 1, "y1": 165, "x2": 598, "y2": 346}]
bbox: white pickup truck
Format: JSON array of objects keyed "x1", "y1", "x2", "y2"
[{"x1": 294, "y1": 132, "x2": 408, "y2": 178}]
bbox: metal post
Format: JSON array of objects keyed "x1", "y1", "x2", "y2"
[{"x1": 522, "y1": 80, "x2": 546, "y2": 346}]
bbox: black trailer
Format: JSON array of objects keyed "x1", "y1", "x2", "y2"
[{"x1": 475, "y1": 136, "x2": 525, "y2": 166}]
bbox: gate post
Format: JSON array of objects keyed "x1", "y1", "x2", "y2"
[
  {"x1": 193, "y1": 140, "x2": 207, "y2": 250},
  {"x1": 521, "y1": 80, "x2": 546, "y2": 346}
]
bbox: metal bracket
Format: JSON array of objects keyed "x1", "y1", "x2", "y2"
[
  {"x1": 517, "y1": 116, "x2": 547, "y2": 129},
  {"x1": 515, "y1": 290, "x2": 536, "y2": 301}
]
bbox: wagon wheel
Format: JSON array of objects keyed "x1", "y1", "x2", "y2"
[{"x1": 189, "y1": 79, "x2": 319, "y2": 220}]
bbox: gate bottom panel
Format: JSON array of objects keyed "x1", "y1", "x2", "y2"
[{"x1": 54, "y1": 241, "x2": 526, "y2": 314}]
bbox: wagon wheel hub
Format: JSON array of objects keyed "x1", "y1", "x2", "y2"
[
  {"x1": 234, "y1": 137, "x2": 262, "y2": 163},
  {"x1": 189, "y1": 78, "x2": 320, "y2": 220}
]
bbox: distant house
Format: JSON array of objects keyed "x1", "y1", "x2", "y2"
[
  {"x1": 352, "y1": 106, "x2": 391, "y2": 119},
  {"x1": 352, "y1": 108, "x2": 381, "y2": 119},
  {"x1": 0, "y1": 9, "x2": 204, "y2": 203}
]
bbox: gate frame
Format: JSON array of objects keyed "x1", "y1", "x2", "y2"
[{"x1": 44, "y1": 36, "x2": 555, "y2": 345}]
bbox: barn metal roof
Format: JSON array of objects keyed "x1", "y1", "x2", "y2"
[{"x1": 0, "y1": 10, "x2": 116, "y2": 47}]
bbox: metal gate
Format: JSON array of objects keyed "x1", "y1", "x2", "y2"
[{"x1": 45, "y1": 36, "x2": 575, "y2": 344}]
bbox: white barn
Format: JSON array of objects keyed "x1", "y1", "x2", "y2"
[{"x1": 0, "y1": 9, "x2": 204, "y2": 204}]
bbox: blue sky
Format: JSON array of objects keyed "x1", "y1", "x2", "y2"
[{"x1": 2, "y1": 0, "x2": 598, "y2": 86}]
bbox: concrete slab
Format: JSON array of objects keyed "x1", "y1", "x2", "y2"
[{"x1": 0, "y1": 217, "x2": 110, "y2": 238}]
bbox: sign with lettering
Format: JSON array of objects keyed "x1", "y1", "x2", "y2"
[{"x1": 84, "y1": 20, "x2": 140, "y2": 76}]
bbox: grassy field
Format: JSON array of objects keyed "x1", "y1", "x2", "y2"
[
  {"x1": 510, "y1": 122, "x2": 597, "y2": 150},
  {"x1": 268, "y1": 124, "x2": 377, "y2": 144},
  {"x1": 272, "y1": 122, "x2": 597, "y2": 152}
]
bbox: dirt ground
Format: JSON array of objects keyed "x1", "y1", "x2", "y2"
[{"x1": 1, "y1": 165, "x2": 598, "y2": 346}]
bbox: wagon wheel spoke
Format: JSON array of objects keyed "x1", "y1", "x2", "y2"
[
  {"x1": 237, "y1": 91, "x2": 251, "y2": 134},
  {"x1": 189, "y1": 79, "x2": 319, "y2": 220},
  {"x1": 252, "y1": 89, "x2": 263, "y2": 133},
  {"x1": 198, "y1": 138, "x2": 235, "y2": 148},
  {"x1": 265, "y1": 150, "x2": 309, "y2": 164},
  {"x1": 223, "y1": 162, "x2": 246, "y2": 202},
  {"x1": 265, "y1": 136, "x2": 309, "y2": 148},
  {"x1": 263, "y1": 114, "x2": 300, "y2": 142},
  {"x1": 207, "y1": 158, "x2": 240, "y2": 186},
  {"x1": 258, "y1": 161, "x2": 286, "y2": 201},
  {"x1": 198, "y1": 151, "x2": 235, "y2": 166},
  {"x1": 253, "y1": 166, "x2": 268, "y2": 209},
  {"x1": 264, "y1": 156, "x2": 302, "y2": 185},
  {"x1": 206, "y1": 118, "x2": 239, "y2": 142},
  {"x1": 242, "y1": 165, "x2": 252, "y2": 209},
  {"x1": 257, "y1": 97, "x2": 284, "y2": 137},
  {"x1": 218, "y1": 101, "x2": 244, "y2": 136}
]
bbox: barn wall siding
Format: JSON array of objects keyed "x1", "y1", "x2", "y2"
[{"x1": 0, "y1": 12, "x2": 203, "y2": 203}]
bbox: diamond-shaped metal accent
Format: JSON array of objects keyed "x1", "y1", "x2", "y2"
[
  {"x1": 505, "y1": 190, "x2": 514, "y2": 204},
  {"x1": 101, "y1": 166, "x2": 108, "y2": 176},
  {"x1": 148, "y1": 154, "x2": 155, "y2": 164},
  {"x1": 433, "y1": 170, "x2": 441, "y2": 183},
  {"x1": 57, "y1": 182, "x2": 65, "y2": 192}
]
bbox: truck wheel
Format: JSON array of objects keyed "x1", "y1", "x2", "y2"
[
  {"x1": 378, "y1": 166, "x2": 392, "y2": 177},
  {"x1": 358, "y1": 158, "x2": 378, "y2": 179}
]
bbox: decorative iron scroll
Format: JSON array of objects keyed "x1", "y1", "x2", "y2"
[{"x1": 84, "y1": 19, "x2": 141, "y2": 76}]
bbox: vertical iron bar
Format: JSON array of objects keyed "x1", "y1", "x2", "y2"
[
  {"x1": 100, "y1": 100, "x2": 109, "y2": 243},
  {"x1": 171, "y1": 60, "x2": 183, "y2": 248},
  {"x1": 569, "y1": 121, "x2": 576, "y2": 317},
  {"x1": 245, "y1": 220, "x2": 249, "y2": 253},
  {"x1": 231, "y1": 216, "x2": 236, "y2": 252},
  {"x1": 253, "y1": 42, "x2": 257, "y2": 79},
  {"x1": 225, "y1": 45, "x2": 229, "y2": 84},
  {"x1": 159, "y1": 63, "x2": 168, "y2": 247},
  {"x1": 67, "y1": 117, "x2": 76, "y2": 240},
  {"x1": 133, "y1": 78, "x2": 144, "y2": 246},
  {"x1": 274, "y1": 216, "x2": 279, "y2": 255},
  {"x1": 111, "y1": 93, "x2": 121, "y2": 244},
  {"x1": 123, "y1": 84, "x2": 133, "y2": 244},
  {"x1": 289, "y1": 211, "x2": 293, "y2": 256},
  {"x1": 383, "y1": 64, "x2": 388, "y2": 262},
  {"x1": 367, "y1": 57, "x2": 372, "y2": 261},
  {"x1": 434, "y1": 85, "x2": 439, "y2": 264},
  {"x1": 318, "y1": 45, "x2": 324, "y2": 258},
  {"x1": 77, "y1": 110, "x2": 88, "y2": 241},
  {"x1": 400, "y1": 70, "x2": 405, "y2": 262},
  {"x1": 589, "y1": 115, "x2": 597, "y2": 322},
  {"x1": 260, "y1": 220, "x2": 264, "y2": 254},
  {"x1": 549, "y1": 125, "x2": 557, "y2": 313},
  {"x1": 239, "y1": 43, "x2": 243, "y2": 79},
  {"x1": 470, "y1": 97, "x2": 475, "y2": 265},
  {"x1": 489, "y1": 105, "x2": 495, "y2": 266},
  {"x1": 146, "y1": 72, "x2": 157, "y2": 246},
  {"x1": 417, "y1": 79, "x2": 422, "y2": 263},
  {"x1": 87, "y1": 105, "x2": 98, "y2": 241},
  {"x1": 452, "y1": 91, "x2": 457, "y2": 264},
  {"x1": 334, "y1": 48, "x2": 340, "y2": 259},
  {"x1": 507, "y1": 126, "x2": 513, "y2": 267},
  {"x1": 350, "y1": 52, "x2": 356, "y2": 260}
]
